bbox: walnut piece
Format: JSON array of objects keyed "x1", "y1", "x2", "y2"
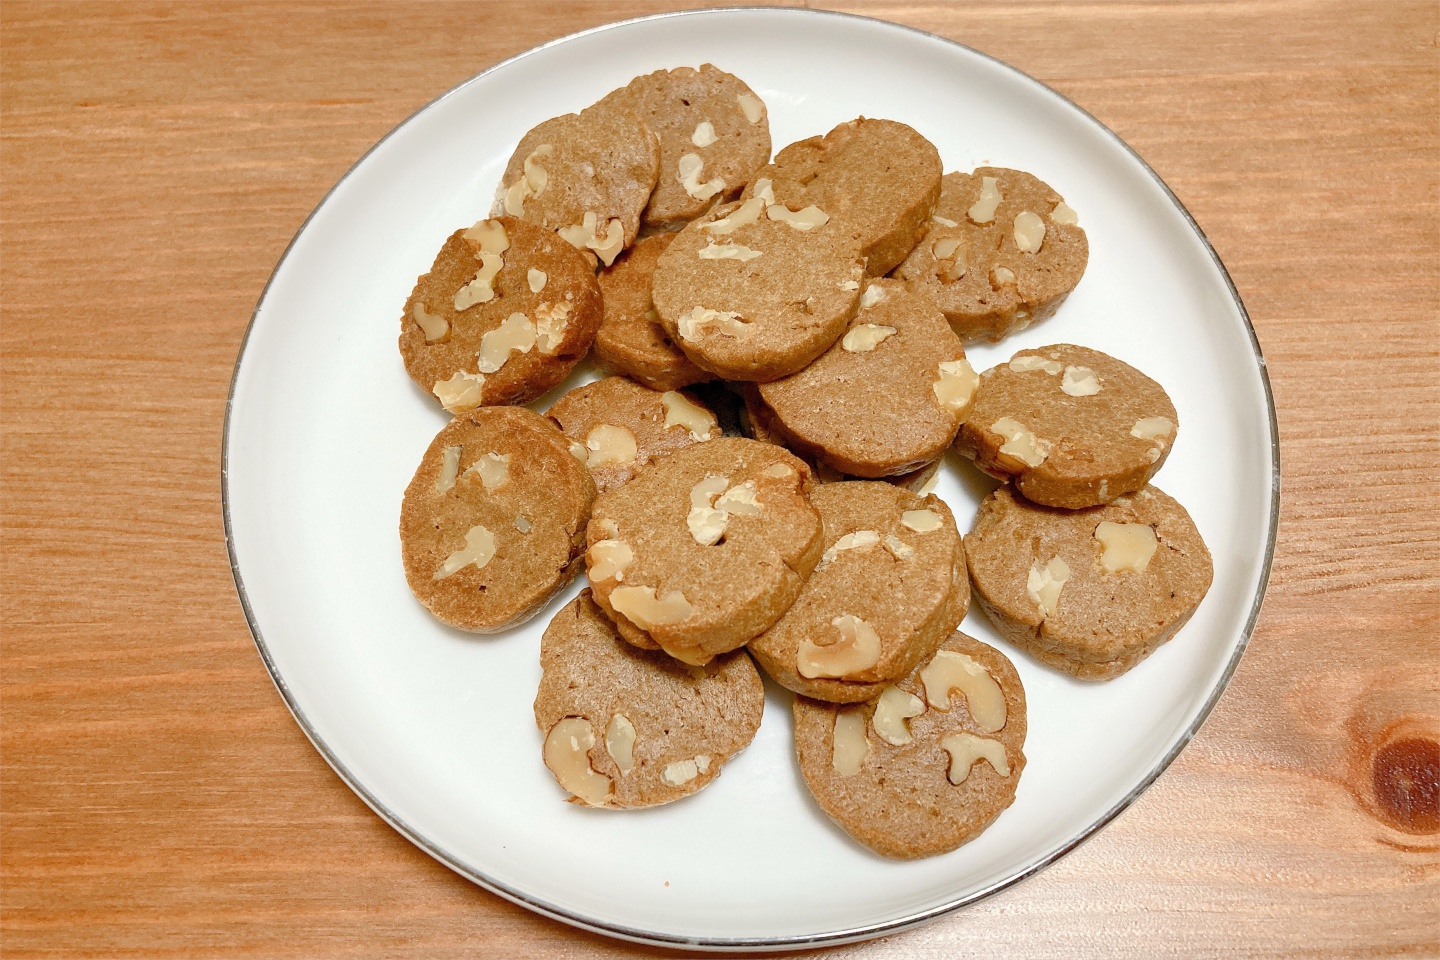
[
  {"x1": 527, "y1": 268, "x2": 547, "y2": 293},
  {"x1": 933, "y1": 358, "x2": 979, "y2": 415},
  {"x1": 609, "y1": 585, "x2": 692, "y2": 630},
  {"x1": 1013, "y1": 211, "x2": 1046, "y2": 253},
  {"x1": 677, "y1": 153, "x2": 725, "y2": 202},
  {"x1": 435, "y1": 524, "x2": 495, "y2": 580},
  {"x1": 1026, "y1": 557, "x2": 1070, "y2": 618},
  {"x1": 900, "y1": 510, "x2": 942, "y2": 533},
  {"x1": 533, "y1": 301, "x2": 571, "y2": 355},
  {"x1": 832, "y1": 708, "x2": 870, "y2": 776},
  {"x1": 797, "y1": 614, "x2": 882, "y2": 679},
  {"x1": 704, "y1": 197, "x2": 766, "y2": 236},
  {"x1": 432, "y1": 371, "x2": 485, "y2": 413},
  {"x1": 872, "y1": 685, "x2": 926, "y2": 746},
  {"x1": 454, "y1": 252, "x2": 504, "y2": 311},
  {"x1": 736, "y1": 93, "x2": 765, "y2": 124},
  {"x1": 699, "y1": 242, "x2": 762, "y2": 262},
  {"x1": 465, "y1": 452, "x2": 509, "y2": 492},
  {"x1": 842, "y1": 323, "x2": 897, "y2": 353},
  {"x1": 677, "y1": 306, "x2": 749, "y2": 342},
  {"x1": 941, "y1": 732, "x2": 1010, "y2": 784},
  {"x1": 1050, "y1": 201, "x2": 1079, "y2": 225},
  {"x1": 1061, "y1": 365, "x2": 1101, "y2": 396},
  {"x1": 662, "y1": 758, "x2": 699, "y2": 786},
  {"x1": 691, "y1": 120, "x2": 718, "y2": 147},
  {"x1": 435, "y1": 445, "x2": 462, "y2": 494},
  {"x1": 412, "y1": 302, "x2": 448, "y2": 342},
  {"x1": 817, "y1": 529, "x2": 882, "y2": 569},
  {"x1": 968, "y1": 176, "x2": 1002, "y2": 224},
  {"x1": 557, "y1": 211, "x2": 625, "y2": 267},
  {"x1": 920, "y1": 650, "x2": 1006, "y2": 732},
  {"x1": 605, "y1": 714, "x2": 636, "y2": 776},
  {"x1": 1095, "y1": 521, "x2": 1158, "y2": 574},
  {"x1": 661, "y1": 391, "x2": 718, "y2": 441},
  {"x1": 477, "y1": 313, "x2": 535, "y2": 373},
  {"x1": 766, "y1": 204, "x2": 829, "y2": 231},
  {"x1": 585, "y1": 424, "x2": 638, "y2": 468},
  {"x1": 1131, "y1": 416, "x2": 1175, "y2": 441},
  {"x1": 1009, "y1": 355, "x2": 1064, "y2": 375},
  {"x1": 543, "y1": 717, "x2": 611, "y2": 805},
  {"x1": 587, "y1": 538, "x2": 633, "y2": 583},
  {"x1": 991, "y1": 417, "x2": 1051, "y2": 467}
]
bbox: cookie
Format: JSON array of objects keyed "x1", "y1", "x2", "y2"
[
  {"x1": 749, "y1": 482, "x2": 968, "y2": 703},
  {"x1": 545, "y1": 375, "x2": 719, "y2": 494},
  {"x1": 955, "y1": 344, "x2": 1178, "y2": 508},
  {"x1": 601, "y1": 65, "x2": 772, "y2": 230},
  {"x1": 650, "y1": 196, "x2": 865, "y2": 382},
  {"x1": 400, "y1": 217, "x2": 604, "y2": 414},
  {"x1": 965, "y1": 485, "x2": 1213, "y2": 680},
  {"x1": 592, "y1": 233, "x2": 710, "y2": 392},
  {"x1": 756, "y1": 279, "x2": 976, "y2": 478},
  {"x1": 748, "y1": 118, "x2": 942, "y2": 276},
  {"x1": 893, "y1": 168, "x2": 1088, "y2": 342},
  {"x1": 534, "y1": 591, "x2": 765, "y2": 808},
  {"x1": 585, "y1": 437, "x2": 823, "y2": 664},
  {"x1": 494, "y1": 99, "x2": 660, "y2": 267},
  {"x1": 400, "y1": 407, "x2": 596, "y2": 632},
  {"x1": 793, "y1": 632, "x2": 1027, "y2": 860}
]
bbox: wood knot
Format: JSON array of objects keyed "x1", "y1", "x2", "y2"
[{"x1": 1371, "y1": 736, "x2": 1439, "y2": 834}]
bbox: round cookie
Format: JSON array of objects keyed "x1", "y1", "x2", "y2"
[
  {"x1": 650, "y1": 198, "x2": 865, "y2": 382},
  {"x1": 749, "y1": 482, "x2": 968, "y2": 703},
  {"x1": 545, "y1": 375, "x2": 720, "y2": 494},
  {"x1": 893, "y1": 168, "x2": 1088, "y2": 342},
  {"x1": 400, "y1": 407, "x2": 596, "y2": 632},
  {"x1": 494, "y1": 99, "x2": 660, "y2": 267},
  {"x1": 955, "y1": 344, "x2": 1179, "y2": 508},
  {"x1": 400, "y1": 217, "x2": 603, "y2": 414},
  {"x1": 593, "y1": 233, "x2": 710, "y2": 392},
  {"x1": 747, "y1": 118, "x2": 942, "y2": 276},
  {"x1": 585, "y1": 437, "x2": 824, "y2": 664},
  {"x1": 793, "y1": 632, "x2": 1027, "y2": 860},
  {"x1": 756, "y1": 279, "x2": 976, "y2": 478},
  {"x1": 965, "y1": 485, "x2": 1213, "y2": 680},
  {"x1": 601, "y1": 65, "x2": 772, "y2": 230},
  {"x1": 534, "y1": 591, "x2": 764, "y2": 808}
]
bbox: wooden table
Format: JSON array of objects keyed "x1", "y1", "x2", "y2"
[{"x1": 3, "y1": 2, "x2": 1437, "y2": 956}]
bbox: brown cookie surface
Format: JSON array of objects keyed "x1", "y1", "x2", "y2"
[
  {"x1": 495, "y1": 99, "x2": 660, "y2": 266},
  {"x1": 756, "y1": 279, "x2": 976, "y2": 478},
  {"x1": 894, "y1": 168, "x2": 1088, "y2": 343},
  {"x1": 400, "y1": 408, "x2": 596, "y2": 632},
  {"x1": 593, "y1": 233, "x2": 711, "y2": 392},
  {"x1": 956, "y1": 344, "x2": 1178, "y2": 508},
  {"x1": 650, "y1": 198, "x2": 865, "y2": 382},
  {"x1": 749, "y1": 482, "x2": 968, "y2": 703},
  {"x1": 545, "y1": 375, "x2": 719, "y2": 494},
  {"x1": 748, "y1": 118, "x2": 942, "y2": 276},
  {"x1": 585, "y1": 437, "x2": 823, "y2": 664},
  {"x1": 601, "y1": 65, "x2": 772, "y2": 230},
  {"x1": 400, "y1": 217, "x2": 603, "y2": 413},
  {"x1": 534, "y1": 591, "x2": 764, "y2": 808},
  {"x1": 965, "y1": 485, "x2": 1213, "y2": 680},
  {"x1": 793, "y1": 632, "x2": 1027, "y2": 860}
]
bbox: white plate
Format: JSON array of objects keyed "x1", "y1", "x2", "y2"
[{"x1": 224, "y1": 8, "x2": 1278, "y2": 950}]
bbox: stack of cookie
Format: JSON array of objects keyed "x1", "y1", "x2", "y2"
[{"x1": 393, "y1": 65, "x2": 1212, "y2": 860}]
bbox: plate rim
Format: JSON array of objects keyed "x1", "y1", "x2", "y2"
[{"x1": 221, "y1": 6, "x2": 1281, "y2": 950}]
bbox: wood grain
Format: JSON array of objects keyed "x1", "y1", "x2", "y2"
[{"x1": 2, "y1": 1, "x2": 1437, "y2": 957}]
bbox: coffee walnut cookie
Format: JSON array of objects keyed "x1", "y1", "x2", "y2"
[
  {"x1": 585, "y1": 437, "x2": 823, "y2": 665},
  {"x1": 956, "y1": 344, "x2": 1178, "y2": 508},
  {"x1": 748, "y1": 481, "x2": 968, "y2": 704},
  {"x1": 399, "y1": 408, "x2": 596, "y2": 633},
  {"x1": 534, "y1": 591, "x2": 764, "y2": 808},
  {"x1": 894, "y1": 168, "x2": 1087, "y2": 343},
  {"x1": 965, "y1": 485, "x2": 1213, "y2": 680},
  {"x1": 599, "y1": 65, "x2": 772, "y2": 230},
  {"x1": 793, "y1": 632, "x2": 1027, "y2": 860},
  {"x1": 495, "y1": 97, "x2": 660, "y2": 267},
  {"x1": 756, "y1": 279, "x2": 977, "y2": 478},
  {"x1": 399, "y1": 217, "x2": 603, "y2": 414}
]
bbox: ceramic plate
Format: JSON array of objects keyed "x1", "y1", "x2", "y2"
[{"x1": 224, "y1": 8, "x2": 1277, "y2": 950}]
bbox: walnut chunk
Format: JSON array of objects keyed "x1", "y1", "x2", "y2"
[
  {"x1": 920, "y1": 650, "x2": 1006, "y2": 732},
  {"x1": 941, "y1": 732, "x2": 1010, "y2": 784},
  {"x1": 434, "y1": 524, "x2": 495, "y2": 579},
  {"x1": 1094, "y1": 521, "x2": 1158, "y2": 574},
  {"x1": 797, "y1": 614, "x2": 882, "y2": 680},
  {"x1": 543, "y1": 717, "x2": 612, "y2": 805},
  {"x1": 872, "y1": 685, "x2": 926, "y2": 746}
]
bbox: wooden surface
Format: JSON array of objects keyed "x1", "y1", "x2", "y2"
[{"x1": 3, "y1": 1, "x2": 1437, "y2": 956}]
